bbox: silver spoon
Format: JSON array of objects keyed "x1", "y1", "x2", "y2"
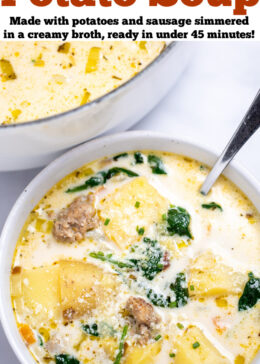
[{"x1": 200, "y1": 89, "x2": 260, "y2": 195}]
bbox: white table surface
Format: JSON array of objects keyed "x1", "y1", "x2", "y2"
[{"x1": 0, "y1": 41, "x2": 260, "y2": 363}]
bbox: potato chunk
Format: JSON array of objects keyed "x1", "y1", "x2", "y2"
[
  {"x1": 226, "y1": 303, "x2": 260, "y2": 363},
  {"x1": 60, "y1": 260, "x2": 117, "y2": 319},
  {"x1": 0, "y1": 59, "x2": 17, "y2": 81},
  {"x1": 19, "y1": 265, "x2": 60, "y2": 322},
  {"x1": 174, "y1": 326, "x2": 230, "y2": 364},
  {"x1": 100, "y1": 177, "x2": 168, "y2": 249},
  {"x1": 124, "y1": 341, "x2": 162, "y2": 364},
  {"x1": 189, "y1": 251, "x2": 245, "y2": 297},
  {"x1": 12, "y1": 260, "x2": 118, "y2": 324}
]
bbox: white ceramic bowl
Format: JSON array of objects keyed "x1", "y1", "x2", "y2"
[
  {"x1": 0, "y1": 42, "x2": 194, "y2": 171},
  {"x1": 0, "y1": 131, "x2": 259, "y2": 364}
]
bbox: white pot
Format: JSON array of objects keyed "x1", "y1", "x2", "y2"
[
  {"x1": 0, "y1": 42, "x2": 193, "y2": 171},
  {"x1": 0, "y1": 131, "x2": 259, "y2": 363}
]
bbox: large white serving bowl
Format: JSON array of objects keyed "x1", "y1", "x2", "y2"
[
  {"x1": 0, "y1": 131, "x2": 259, "y2": 364},
  {"x1": 0, "y1": 42, "x2": 193, "y2": 171}
]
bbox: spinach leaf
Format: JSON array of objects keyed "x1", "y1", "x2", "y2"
[
  {"x1": 89, "y1": 251, "x2": 134, "y2": 269},
  {"x1": 105, "y1": 167, "x2": 138, "y2": 179},
  {"x1": 238, "y1": 272, "x2": 260, "y2": 311},
  {"x1": 82, "y1": 323, "x2": 99, "y2": 337},
  {"x1": 99, "y1": 322, "x2": 116, "y2": 337},
  {"x1": 148, "y1": 155, "x2": 167, "y2": 175},
  {"x1": 146, "y1": 272, "x2": 189, "y2": 308},
  {"x1": 113, "y1": 325, "x2": 128, "y2": 364},
  {"x1": 113, "y1": 153, "x2": 128, "y2": 161},
  {"x1": 202, "y1": 202, "x2": 223, "y2": 211},
  {"x1": 90, "y1": 238, "x2": 166, "y2": 281},
  {"x1": 170, "y1": 272, "x2": 189, "y2": 307},
  {"x1": 66, "y1": 173, "x2": 104, "y2": 193},
  {"x1": 129, "y1": 238, "x2": 164, "y2": 281},
  {"x1": 146, "y1": 289, "x2": 169, "y2": 308},
  {"x1": 167, "y1": 206, "x2": 192, "y2": 238},
  {"x1": 66, "y1": 167, "x2": 138, "y2": 193},
  {"x1": 134, "y1": 152, "x2": 144, "y2": 164},
  {"x1": 55, "y1": 354, "x2": 80, "y2": 364}
]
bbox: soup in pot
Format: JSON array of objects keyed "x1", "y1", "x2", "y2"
[
  {"x1": 0, "y1": 41, "x2": 165, "y2": 125},
  {"x1": 11, "y1": 151, "x2": 260, "y2": 364}
]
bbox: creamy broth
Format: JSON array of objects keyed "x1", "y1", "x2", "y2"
[
  {"x1": 11, "y1": 151, "x2": 260, "y2": 364},
  {"x1": 0, "y1": 41, "x2": 165, "y2": 124}
]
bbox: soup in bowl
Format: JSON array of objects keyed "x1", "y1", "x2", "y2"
[{"x1": 1, "y1": 132, "x2": 259, "y2": 364}]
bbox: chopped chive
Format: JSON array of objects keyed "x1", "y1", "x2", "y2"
[
  {"x1": 113, "y1": 325, "x2": 128, "y2": 364},
  {"x1": 104, "y1": 218, "x2": 110, "y2": 226},
  {"x1": 154, "y1": 334, "x2": 162, "y2": 341},
  {"x1": 162, "y1": 213, "x2": 167, "y2": 221},
  {"x1": 89, "y1": 252, "x2": 134, "y2": 269},
  {"x1": 169, "y1": 353, "x2": 176, "y2": 358},
  {"x1": 136, "y1": 226, "x2": 145, "y2": 236},
  {"x1": 190, "y1": 285, "x2": 195, "y2": 291},
  {"x1": 38, "y1": 335, "x2": 43, "y2": 347},
  {"x1": 177, "y1": 323, "x2": 184, "y2": 329},
  {"x1": 192, "y1": 341, "x2": 200, "y2": 349},
  {"x1": 168, "y1": 301, "x2": 177, "y2": 308},
  {"x1": 135, "y1": 201, "x2": 141, "y2": 208}
]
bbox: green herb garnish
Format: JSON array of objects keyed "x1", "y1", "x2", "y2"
[
  {"x1": 169, "y1": 353, "x2": 176, "y2": 357},
  {"x1": 89, "y1": 251, "x2": 134, "y2": 269},
  {"x1": 55, "y1": 354, "x2": 80, "y2": 364},
  {"x1": 190, "y1": 285, "x2": 195, "y2": 291},
  {"x1": 177, "y1": 323, "x2": 184, "y2": 329},
  {"x1": 148, "y1": 155, "x2": 167, "y2": 175},
  {"x1": 38, "y1": 334, "x2": 43, "y2": 347},
  {"x1": 82, "y1": 323, "x2": 99, "y2": 337},
  {"x1": 134, "y1": 152, "x2": 144, "y2": 164},
  {"x1": 202, "y1": 202, "x2": 223, "y2": 211},
  {"x1": 104, "y1": 218, "x2": 110, "y2": 226},
  {"x1": 167, "y1": 206, "x2": 192, "y2": 238},
  {"x1": 136, "y1": 226, "x2": 145, "y2": 236},
  {"x1": 113, "y1": 325, "x2": 128, "y2": 364},
  {"x1": 135, "y1": 201, "x2": 140, "y2": 208},
  {"x1": 192, "y1": 341, "x2": 200, "y2": 349},
  {"x1": 66, "y1": 167, "x2": 138, "y2": 193},
  {"x1": 113, "y1": 153, "x2": 128, "y2": 161},
  {"x1": 154, "y1": 334, "x2": 162, "y2": 341},
  {"x1": 238, "y1": 272, "x2": 260, "y2": 311}
]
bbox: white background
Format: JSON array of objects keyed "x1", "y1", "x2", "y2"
[{"x1": 0, "y1": 41, "x2": 260, "y2": 362}]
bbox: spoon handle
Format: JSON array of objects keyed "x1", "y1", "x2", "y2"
[{"x1": 200, "y1": 89, "x2": 260, "y2": 195}]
